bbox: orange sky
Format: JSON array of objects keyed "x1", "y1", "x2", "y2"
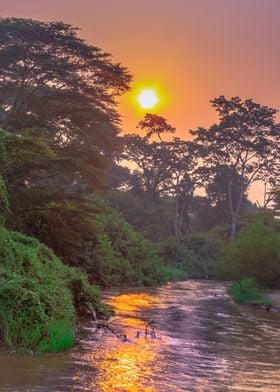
[{"x1": 1, "y1": 0, "x2": 280, "y2": 202}]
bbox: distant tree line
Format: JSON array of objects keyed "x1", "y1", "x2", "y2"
[{"x1": 111, "y1": 98, "x2": 279, "y2": 241}]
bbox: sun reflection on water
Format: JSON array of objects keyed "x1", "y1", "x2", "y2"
[
  {"x1": 108, "y1": 293, "x2": 162, "y2": 313},
  {"x1": 91, "y1": 340, "x2": 158, "y2": 391},
  {"x1": 78, "y1": 292, "x2": 166, "y2": 391}
]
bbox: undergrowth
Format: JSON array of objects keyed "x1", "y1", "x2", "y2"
[
  {"x1": 228, "y1": 278, "x2": 271, "y2": 305},
  {"x1": 0, "y1": 228, "x2": 106, "y2": 353}
]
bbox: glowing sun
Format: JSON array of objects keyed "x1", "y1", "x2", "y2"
[{"x1": 137, "y1": 89, "x2": 158, "y2": 109}]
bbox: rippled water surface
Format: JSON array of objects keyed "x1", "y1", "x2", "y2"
[{"x1": 1, "y1": 281, "x2": 280, "y2": 391}]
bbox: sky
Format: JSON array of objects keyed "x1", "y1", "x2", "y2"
[{"x1": 1, "y1": 0, "x2": 279, "y2": 202}]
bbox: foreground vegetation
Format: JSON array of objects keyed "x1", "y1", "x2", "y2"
[{"x1": 0, "y1": 228, "x2": 106, "y2": 353}]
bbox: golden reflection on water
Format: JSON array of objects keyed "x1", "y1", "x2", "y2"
[
  {"x1": 84, "y1": 293, "x2": 165, "y2": 391},
  {"x1": 108, "y1": 292, "x2": 162, "y2": 313},
  {"x1": 92, "y1": 340, "x2": 158, "y2": 391}
]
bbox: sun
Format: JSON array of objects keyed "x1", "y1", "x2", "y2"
[{"x1": 137, "y1": 89, "x2": 159, "y2": 109}]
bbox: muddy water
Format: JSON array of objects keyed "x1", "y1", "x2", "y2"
[{"x1": 1, "y1": 281, "x2": 280, "y2": 391}]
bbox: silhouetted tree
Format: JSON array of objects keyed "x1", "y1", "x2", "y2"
[
  {"x1": 162, "y1": 138, "x2": 197, "y2": 235},
  {"x1": 0, "y1": 18, "x2": 131, "y2": 198},
  {"x1": 191, "y1": 96, "x2": 280, "y2": 241},
  {"x1": 138, "y1": 113, "x2": 175, "y2": 141},
  {"x1": 122, "y1": 134, "x2": 172, "y2": 202},
  {"x1": 205, "y1": 165, "x2": 254, "y2": 227}
]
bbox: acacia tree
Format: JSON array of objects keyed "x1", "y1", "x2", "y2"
[
  {"x1": 191, "y1": 96, "x2": 280, "y2": 241},
  {"x1": 123, "y1": 115, "x2": 197, "y2": 235},
  {"x1": 122, "y1": 133, "x2": 172, "y2": 202},
  {"x1": 138, "y1": 113, "x2": 175, "y2": 141},
  {"x1": 123, "y1": 114, "x2": 176, "y2": 202}
]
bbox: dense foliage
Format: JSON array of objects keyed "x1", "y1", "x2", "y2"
[
  {"x1": 159, "y1": 231, "x2": 226, "y2": 279},
  {"x1": 0, "y1": 17, "x2": 131, "y2": 272},
  {"x1": 19, "y1": 198, "x2": 183, "y2": 286},
  {"x1": 0, "y1": 228, "x2": 105, "y2": 353},
  {"x1": 225, "y1": 218, "x2": 280, "y2": 289},
  {"x1": 228, "y1": 278, "x2": 271, "y2": 305}
]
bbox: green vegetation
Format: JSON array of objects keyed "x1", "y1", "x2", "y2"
[
  {"x1": 0, "y1": 228, "x2": 105, "y2": 353},
  {"x1": 15, "y1": 197, "x2": 182, "y2": 287},
  {"x1": 228, "y1": 279, "x2": 271, "y2": 305},
  {"x1": 91, "y1": 207, "x2": 184, "y2": 286},
  {"x1": 224, "y1": 217, "x2": 280, "y2": 305},
  {"x1": 226, "y1": 218, "x2": 280, "y2": 289},
  {"x1": 0, "y1": 16, "x2": 279, "y2": 352},
  {"x1": 159, "y1": 231, "x2": 225, "y2": 279}
]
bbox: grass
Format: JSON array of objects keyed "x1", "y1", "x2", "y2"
[
  {"x1": 37, "y1": 320, "x2": 75, "y2": 353},
  {"x1": 228, "y1": 278, "x2": 272, "y2": 305}
]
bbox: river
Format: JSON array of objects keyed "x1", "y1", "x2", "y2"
[{"x1": 1, "y1": 281, "x2": 280, "y2": 391}]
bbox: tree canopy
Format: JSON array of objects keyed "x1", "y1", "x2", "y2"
[{"x1": 191, "y1": 96, "x2": 280, "y2": 240}]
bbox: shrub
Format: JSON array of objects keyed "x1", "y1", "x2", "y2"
[
  {"x1": 226, "y1": 219, "x2": 280, "y2": 289},
  {"x1": 25, "y1": 199, "x2": 182, "y2": 287},
  {"x1": 90, "y1": 208, "x2": 183, "y2": 286},
  {"x1": 0, "y1": 228, "x2": 105, "y2": 352},
  {"x1": 228, "y1": 278, "x2": 271, "y2": 305},
  {"x1": 160, "y1": 231, "x2": 225, "y2": 279}
]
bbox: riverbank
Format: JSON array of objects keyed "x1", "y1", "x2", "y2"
[
  {"x1": 228, "y1": 279, "x2": 280, "y2": 312},
  {"x1": 0, "y1": 228, "x2": 107, "y2": 354}
]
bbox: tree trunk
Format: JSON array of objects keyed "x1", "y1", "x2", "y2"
[
  {"x1": 173, "y1": 197, "x2": 180, "y2": 237},
  {"x1": 230, "y1": 217, "x2": 237, "y2": 242}
]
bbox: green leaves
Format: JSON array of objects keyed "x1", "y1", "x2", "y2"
[
  {"x1": 0, "y1": 228, "x2": 105, "y2": 352},
  {"x1": 191, "y1": 96, "x2": 280, "y2": 240},
  {"x1": 0, "y1": 17, "x2": 131, "y2": 229},
  {"x1": 226, "y1": 218, "x2": 280, "y2": 288}
]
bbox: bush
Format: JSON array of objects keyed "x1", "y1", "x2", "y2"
[
  {"x1": 91, "y1": 208, "x2": 183, "y2": 286},
  {"x1": 226, "y1": 219, "x2": 280, "y2": 289},
  {"x1": 0, "y1": 228, "x2": 105, "y2": 353},
  {"x1": 228, "y1": 278, "x2": 271, "y2": 305},
  {"x1": 24, "y1": 199, "x2": 182, "y2": 287},
  {"x1": 160, "y1": 231, "x2": 225, "y2": 279}
]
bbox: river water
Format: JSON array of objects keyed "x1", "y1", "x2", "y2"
[{"x1": 1, "y1": 281, "x2": 280, "y2": 391}]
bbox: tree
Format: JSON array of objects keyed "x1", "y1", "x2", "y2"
[
  {"x1": 205, "y1": 165, "x2": 256, "y2": 226},
  {"x1": 0, "y1": 17, "x2": 131, "y2": 237},
  {"x1": 0, "y1": 17, "x2": 131, "y2": 195},
  {"x1": 123, "y1": 115, "x2": 197, "y2": 234},
  {"x1": 122, "y1": 114, "x2": 176, "y2": 203},
  {"x1": 123, "y1": 134, "x2": 174, "y2": 202},
  {"x1": 162, "y1": 139, "x2": 197, "y2": 235},
  {"x1": 191, "y1": 96, "x2": 280, "y2": 241},
  {"x1": 138, "y1": 113, "x2": 175, "y2": 141},
  {"x1": 0, "y1": 18, "x2": 130, "y2": 136},
  {"x1": 226, "y1": 218, "x2": 280, "y2": 289}
]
